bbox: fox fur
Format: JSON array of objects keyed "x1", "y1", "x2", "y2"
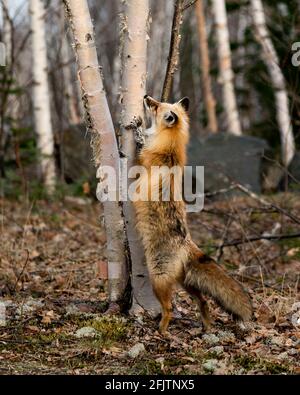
[{"x1": 133, "y1": 95, "x2": 252, "y2": 334}]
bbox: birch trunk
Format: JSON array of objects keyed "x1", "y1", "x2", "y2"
[
  {"x1": 29, "y1": 0, "x2": 56, "y2": 191},
  {"x1": 63, "y1": 0, "x2": 128, "y2": 303},
  {"x1": 121, "y1": 0, "x2": 160, "y2": 316},
  {"x1": 250, "y1": 0, "x2": 295, "y2": 166},
  {"x1": 195, "y1": 0, "x2": 218, "y2": 134},
  {"x1": 212, "y1": 0, "x2": 242, "y2": 136},
  {"x1": 2, "y1": 0, "x2": 11, "y2": 67}
]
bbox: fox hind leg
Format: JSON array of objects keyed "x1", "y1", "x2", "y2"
[
  {"x1": 151, "y1": 277, "x2": 173, "y2": 335},
  {"x1": 185, "y1": 286, "x2": 212, "y2": 331}
]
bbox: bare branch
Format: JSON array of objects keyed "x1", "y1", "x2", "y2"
[
  {"x1": 182, "y1": 0, "x2": 199, "y2": 12},
  {"x1": 161, "y1": 0, "x2": 184, "y2": 102},
  {"x1": 214, "y1": 232, "x2": 300, "y2": 249},
  {"x1": 234, "y1": 183, "x2": 300, "y2": 226}
]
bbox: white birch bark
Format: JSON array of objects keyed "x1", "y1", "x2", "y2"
[
  {"x1": 63, "y1": 0, "x2": 128, "y2": 303},
  {"x1": 250, "y1": 0, "x2": 295, "y2": 166},
  {"x1": 195, "y1": 0, "x2": 218, "y2": 134},
  {"x1": 212, "y1": 0, "x2": 242, "y2": 135},
  {"x1": 2, "y1": 0, "x2": 11, "y2": 66},
  {"x1": 121, "y1": 0, "x2": 160, "y2": 316},
  {"x1": 29, "y1": 0, "x2": 56, "y2": 191}
]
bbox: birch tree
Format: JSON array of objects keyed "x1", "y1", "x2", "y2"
[
  {"x1": 195, "y1": 0, "x2": 218, "y2": 133},
  {"x1": 212, "y1": 0, "x2": 242, "y2": 136},
  {"x1": 63, "y1": 0, "x2": 128, "y2": 304},
  {"x1": 120, "y1": 0, "x2": 159, "y2": 315},
  {"x1": 250, "y1": 0, "x2": 295, "y2": 166},
  {"x1": 2, "y1": 0, "x2": 11, "y2": 67},
  {"x1": 29, "y1": 0, "x2": 56, "y2": 191}
]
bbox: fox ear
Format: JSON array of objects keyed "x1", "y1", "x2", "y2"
[
  {"x1": 144, "y1": 95, "x2": 160, "y2": 111},
  {"x1": 178, "y1": 97, "x2": 190, "y2": 112}
]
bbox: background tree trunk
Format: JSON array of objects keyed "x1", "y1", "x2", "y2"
[
  {"x1": 250, "y1": 0, "x2": 295, "y2": 166},
  {"x1": 2, "y1": 0, "x2": 12, "y2": 67},
  {"x1": 212, "y1": 0, "x2": 242, "y2": 136},
  {"x1": 120, "y1": 0, "x2": 160, "y2": 316},
  {"x1": 63, "y1": 0, "x2": 128, "y2": 304},
  {"x1": 195, "y1": 0, "x2": 218, "y2": 134},
  {"x1": 61, "y1": 27, "x2": 81, "y2": 126},
  {"x1": 29, "y1": 0, "x2": 56, "y2": 192}
]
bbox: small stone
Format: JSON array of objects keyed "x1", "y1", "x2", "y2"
[
  {"x1": 277, "y1": 352, "x2": 289, "y2": 360},
  {"x1": 202, "y1": 334, "x2": 219, "y2": 345},
  {"x1": 288, "y1": 348, "x2": 298, "y2": 356},
  {"x1": 218, "y1": 330, "x2": 235, "y2": 343},
  {"x1": 291, "y1": 311, "x2": 300, "y2": 327},
  {"x1": 66, "y1": 304, "x2": 81, "y2": 315},
  {"x1": 15, "y1": 298, "x2": 43, "y2": 317},
  {"x1": 202, "y1": 359, "x2": 218, "y2": 372},
  {"x1": 270, "y1": 336, "x2": 285, "y2": 346},
  {"x1": 128, "y1": 343, "x2": 146, "y2": 358},
  {"x1": 74, "y1": 326, "x2": 99, "y2": 338},
  {"x1": 209, "y1": 346, "x2": 224, "y2": 355}
]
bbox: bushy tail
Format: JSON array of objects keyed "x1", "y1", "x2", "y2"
[{"x1": 184, "y1": 250, "x2": 252, "y2": 322}]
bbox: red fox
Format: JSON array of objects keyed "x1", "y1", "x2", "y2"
[{"x1": 133, "y1": 95, "x2": 252, "y2": 334}]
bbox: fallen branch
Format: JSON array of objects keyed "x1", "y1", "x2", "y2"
[
  {"x1": 234, "y1": 183, "x2": 300, "y2": 226},
  {"x1": 205, "y1": 232, "x2": 300, "y2": 249}
]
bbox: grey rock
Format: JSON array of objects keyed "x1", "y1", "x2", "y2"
[
  {"x1": 277, "y1": 352, "x2": 289, "y2": 360},
  {"x1": 288, "y1": 348, "x2": 298, "y2": 356},
  {"x1": 270, "y1": 336, "x2": 285, "y2": 346},
  {"x1": 203, "y1": 359, "x2": 219, "y2": 372},
  {"x1": 187, "y1": 134, "x2": 269, "y2": 196},
  {"x1": 202, "y1": 334, "x2": 220, "y2": 345},
  {"x1": 74, "y1": 326, "x2": 99, "y2": 338},
  {"x1": 127, "y1": 343, "x2": 146, "y2": 358},
  {"x1": 218, "y1": 331, "x2": 235, "y2": 343},
  {"x1": 15, "y1": 298, "x2": 43, "y2": 317}
]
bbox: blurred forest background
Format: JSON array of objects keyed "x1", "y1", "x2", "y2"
[{"x1": 1, "y1": 0, "x2": 300, "y2": 200}]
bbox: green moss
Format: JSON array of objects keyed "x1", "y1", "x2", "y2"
[
  {"x1": 81, "y1": 316, "x2": 130, "y2": 343},
  {"x1": 234, "y1": 355, "x2": 258, "y2": 371},
  {"x1": 131, "y1": 359, "x2": 164, "y2": 375},
  {"x1": 233, "y1": 355, "x2": 291, "y2": 374},
  {"x1": 202, "y1": 241, "x2": 217, "y2": 256},
  {"x1": 279, "y1": 236, "x2": 300, "y2": 261},
  {"x1": 26, "y1": 331, "x2": 71, "y2": 346}
]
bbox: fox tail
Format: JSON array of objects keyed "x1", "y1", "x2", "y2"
[{"x1": 184, "y1": 251, "x2": 252, "y2": 322}]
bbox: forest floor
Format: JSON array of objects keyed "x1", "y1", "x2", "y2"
[{"x1": 0, "y1": 194, "x2": 299, "y2": 375}]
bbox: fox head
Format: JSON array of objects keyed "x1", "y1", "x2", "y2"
[{"x1": 144, "y1": 95, "x2": 190, "y2": 136}]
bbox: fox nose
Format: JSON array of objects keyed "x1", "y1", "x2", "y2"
[{"x1": 164, "y1": 111, "x2": 178, "y2": 125}]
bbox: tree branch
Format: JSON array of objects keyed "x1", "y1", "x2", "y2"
[
  {"x1": 182, "y1": 0, "x2": 199, "y2": 12},
  {"x1": 161, "y1": 0, "x2": 184, "y2": 102}
]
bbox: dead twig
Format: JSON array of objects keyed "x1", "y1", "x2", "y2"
[
  {"x1": 209, "y1": 232, "x2": 300, "y2": 249},
  {"x1": 13, "y1": 249, "x2": 30, "y2": 292},
  {"x1": 234, "y1": 183, "x2": 300, "y2": 226}
]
